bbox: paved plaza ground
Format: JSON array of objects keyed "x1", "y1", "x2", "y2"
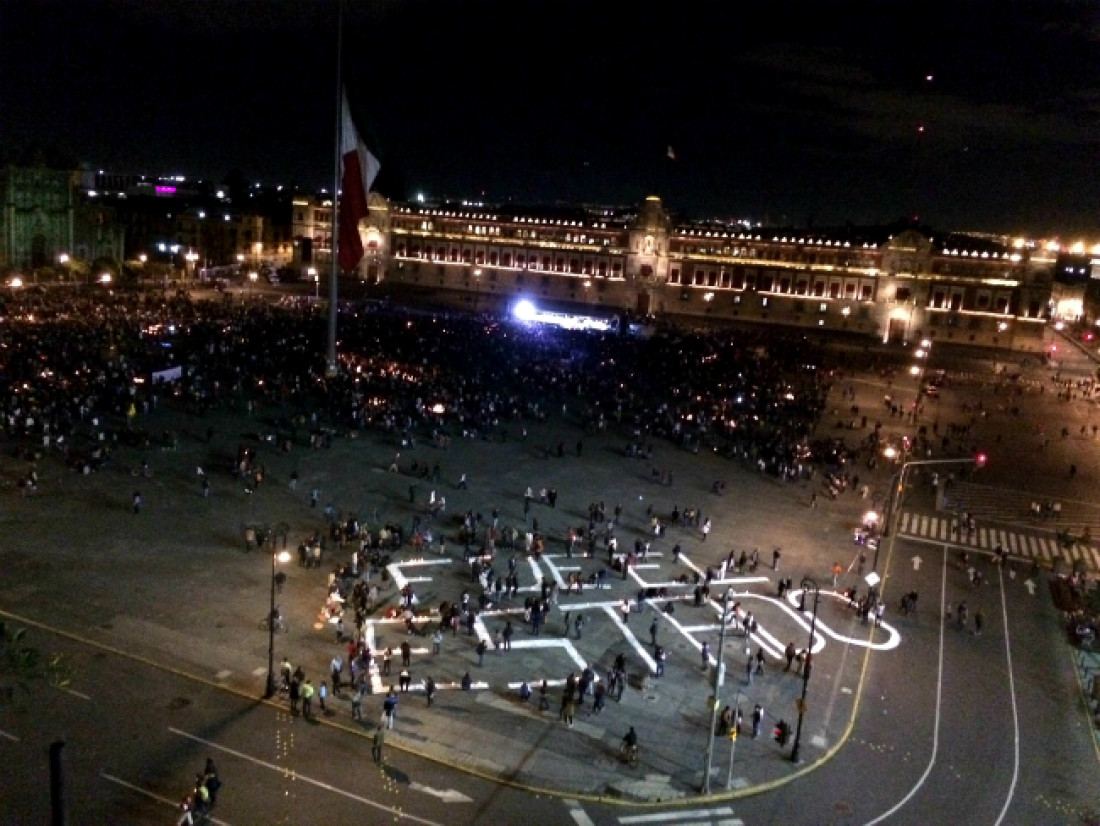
[{"x1": 1, "y1": 307, "x2": 1098, "y2": 819}]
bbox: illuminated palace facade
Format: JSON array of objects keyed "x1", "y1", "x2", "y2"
[{"x1": 364, "y1": 195, "x2": 1064, "y2": 350}]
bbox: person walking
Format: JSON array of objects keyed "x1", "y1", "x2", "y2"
[
  {"x1": 649, "y1": 617, "x2": 659, "y2": 648},
  {"x1": 399, "y1": 668, "x2": 411, "y2": 692},
  {"x1": 318, "y1": 681, "x2": 328, "y2": 715},
  {"x1": 654, "y1": 645, "x2": 666, "y2": 678},
  {"x1": 784, "y1": 642, "x2": 796, "y2": 671},
  {"x1": 432, "y1": 628, "x2": 443, "y2": 655},
  {"x1": 974, "y1": 610, "x2": 984, "y2": 636},
  {"x1": 400, "y1": 641, "x2": 411, "y2": 668},
  {"x1": 476, "y1": 639, "x2": 487, "y2": 666},
  {"x1": 502, "y1": 621, "x2": 513, "y2": 651},
  {"x1": 700, "y1": 640, "x2": 711, "y2": 670}
]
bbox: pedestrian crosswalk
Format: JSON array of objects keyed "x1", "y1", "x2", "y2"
[
  {"x1": 617, "y1": 807, "x2": 744, "y2": 826},
  {"x1": 897, "y1": 511, "x2": 1100, "y2": 570}
]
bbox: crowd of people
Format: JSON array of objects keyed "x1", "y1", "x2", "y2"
[{"x1": 6, "y1": 286, "x2": 1092, "y2": 779}]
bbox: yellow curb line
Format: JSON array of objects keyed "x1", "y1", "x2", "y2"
[{"x1": 0, "y1": 601, "x2": 873, "y2": 809}]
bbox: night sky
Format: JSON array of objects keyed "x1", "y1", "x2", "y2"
[{"x1": 2, "y1": 0, "x2": 1098, "y2": 235}]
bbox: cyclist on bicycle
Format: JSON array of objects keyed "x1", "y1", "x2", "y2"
[{"x1": 622, "y1": 726, "x2": 638, "y2": 754}]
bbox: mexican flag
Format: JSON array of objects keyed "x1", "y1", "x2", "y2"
[{"x1": 338, "y1": 89, "x2": 381, "y2": 272}]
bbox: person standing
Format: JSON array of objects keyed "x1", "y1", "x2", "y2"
[
  {"x1": 772, "y1": 548, "x2": 781, "y2": 570},
  {"x1": 784, "y1": 642, "x2": 796, "y2": 671},
  {"x1": 372, "y1": 725, "x2": 386, "y2": 763},
  {"x1": 476, "y1": 639, "x2": 487, "y2": 667},
  {"x1": 318, "y1": 681, "x2": 328, "y2": 715},
  {"x1": 701, "y1": 518, "x2": 712, "y2": 541},
  {"x1": 592, "y1": 680, "x2": 606, "y2": 714},
  {"x1": 399, "y1": 668, "x2": 411, "y2": 692},
  {"x1": 301, "y1": 680, "x2": 315, "y2": 719},
  {"x1": 289, "y1": 675, "x2": 301, "y2": 715},
  {"x1": 502, "y1": 621, "x2": 513, "y2": 651},
  {"x1": 400, "y1": 641, "x2": 412, "y2": 668},
  {"x1": 649, "y1": 617, "x2": 659, "y2": 648},
  {"x1": 751, "y1": 704, "x2": 764, "y2": 739},
  {"x1": 351, "y1": 685, "x2": 364, "y2": 720},
  {"x1": 654, "y1": 645, "x2": 666, "y2": 678},
  {"x1": 424, "y1": 676, "x2": 437, "y2": 707},
  {"x1": 700, "y1": 641, "x2": 711, "y2": 670},
  {"x1": 432, "y1": 628, "x2": 443, "y2": 655},
  {"x1": 974, "y1": 610, "x2": 984, "y2": 636},
  {"x1": 330, "y1": 655, "x2": 343, "y2": 694},
  {"x1": 382, "y1": 691, "x2": 398, "y2": 729}
]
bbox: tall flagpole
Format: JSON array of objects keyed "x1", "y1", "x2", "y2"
[{"x1": 327, "y1": 0, "x2": 345, "y2": 377}]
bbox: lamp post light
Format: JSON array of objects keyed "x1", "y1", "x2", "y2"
[
  {"x1": 701, "y1": 589, "x2": 734, "y2": 794},
  {"x1": 185, "y1": 251, "x2": 199, "y2": 284},
  {"x1": 248, "y1": 270, "x2": 258, "y2": 299},
  {"x1": 308, "y1": 267, "x2": 319, "y2": 300},
  {"x1": 264, "y1": 549, "x2": 292, "y2": 698},
  {"x1": 789, "y1": 577, "x2": 820, "y2": 763},
  {"x1": 473, "y1": 268, "x2": 482, "y2": 311}
]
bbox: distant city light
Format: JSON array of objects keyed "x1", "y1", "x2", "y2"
[{"x1": 156, "y1": 185, "x2": 177, "y2": 195}]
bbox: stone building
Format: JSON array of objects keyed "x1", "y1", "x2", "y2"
[
  {"x1": 1, "y1": 165, "x2": 124, "y2": 273},
  {"x1": 380, "y1": 195, "x2": 1059, "y2": 351}
]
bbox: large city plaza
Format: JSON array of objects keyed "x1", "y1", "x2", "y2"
[{"x1": 0, "y1": 285, "x2": 1098, "y2": 825}]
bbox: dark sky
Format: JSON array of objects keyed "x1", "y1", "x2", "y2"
[{"x1": 2, "y1": 0, "x2": 1098, "y2": 235}]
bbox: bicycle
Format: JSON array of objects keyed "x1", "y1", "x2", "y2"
[{"x1": 619, "y1": 741, "x2": 639, "y2": 767}]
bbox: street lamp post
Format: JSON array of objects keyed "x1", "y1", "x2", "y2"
[
  {"x1": 264, "y1": 548, "x2": 292, "y2": 698},
  {"x1": 473, "y1": 268, "x2": 482, "y2": 311},
  {"x1": 789, "y1": 577, "x2": 820, "y2": 763},
  {"x1": 701, "y1": 589, "x2": 733, "y2": 794},
  {"x1": 248, "y1": 270, "x2": 258, "y2": 299},
  {"x1": 308, "y1": 267, "x2": 319, "y2": 300},
  {"x1": 876, "y1": 456, "x2": 984, "y2": 573}
]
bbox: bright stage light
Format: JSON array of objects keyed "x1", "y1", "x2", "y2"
[{"x1": 513, "y1": 299, "x2": 537, "y2": 321}]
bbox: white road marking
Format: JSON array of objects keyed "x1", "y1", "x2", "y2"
[
  {"x1": 100, "y1": 772, "x2": 233, "y2": 825},
  {"x1": 59, "y1": 686, "x2": 91, "y2": 700},
  {"x1": 408, "y1": 781, "x2": 473, "y2": 803},
  {"x1": 993, "y1": 564, "x2": 1021, "y2": 826},
  {"x1": 863, "y1": 545, "x2": 948, "y2": 826},
  {"x1": 603, "y1": 605, "x2": 657, "y2": 671},
  {"x1": 167, "y1": 728, "x2": 444, "y2": 826},
  {"x1": 0, "y1": 729, "x2": 19, "y2": 742},
  {"x1": 619, "y1": 806, "x2": 735, "y2": 823},
  {"x1": 566, "y1": 799, "x2": 597, "y2": 826}
]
